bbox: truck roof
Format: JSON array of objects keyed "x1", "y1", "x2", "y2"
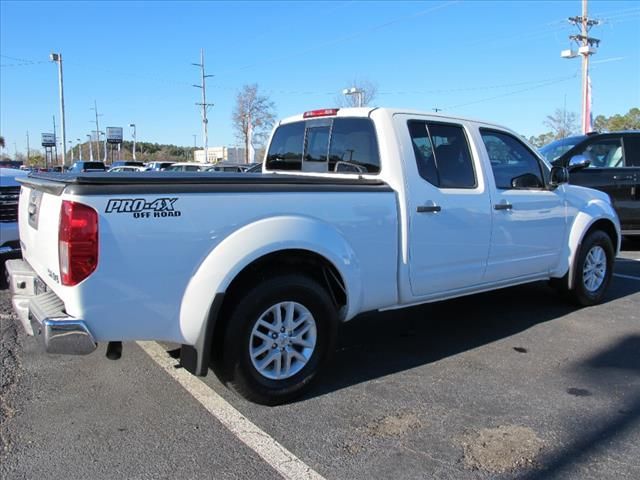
[{"x1": 278, "y1": 107, "x2": 508, "y2": 132}]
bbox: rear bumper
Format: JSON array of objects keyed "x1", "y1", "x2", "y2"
[{"x1": 6, "y1": 259, "x2": 97, "y2": 355}]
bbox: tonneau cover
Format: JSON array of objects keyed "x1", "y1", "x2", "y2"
[{"x1": 18, "y1": 172, "x2": 392, "y2": 196}]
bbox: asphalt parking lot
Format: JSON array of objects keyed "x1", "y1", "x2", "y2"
[{"x1": 1, "y1": 245, "x2": 639, "y2": 480}]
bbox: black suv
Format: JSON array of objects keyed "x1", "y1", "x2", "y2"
[
  {"x1": 540, "y1": 132, "x2": 640, "y2": 236},
  {"x1": 68, "y1": 161, "x2": 106, "y2": 172}
]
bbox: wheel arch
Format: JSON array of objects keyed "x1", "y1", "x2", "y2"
[
  {"x1": 178, "y1": 215, "x2": 361, "y2": 376},
  {"x1": 565, "y1": 214, "x2": 620, "y2": 290}
]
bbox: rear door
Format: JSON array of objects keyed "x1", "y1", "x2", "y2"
[
  {"x1": 479, "y1": 128, "x2": 566, "y2": 282},
  {"x1": 398, "y1": 116, "x2": 492, "y2": 297}
]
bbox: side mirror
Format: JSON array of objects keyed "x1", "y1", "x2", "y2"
[
  {"x1": 549, "y1": 166, "x2": 569, "y2": 187},
  {"x1": 568, "y1": 154, "x2": 590, "y2": 170},
  {"x1": 511, "y1": 173, "x2": 543, "y2": 189}
]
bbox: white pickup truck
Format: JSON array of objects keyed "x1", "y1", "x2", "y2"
[{"x1": 7, "y1": 108, "x2": 620, "y2": 404}]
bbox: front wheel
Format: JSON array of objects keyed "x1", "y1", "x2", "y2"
[
  {"x1": 222, "y1": 274, "x2": 338, "y2": 405},
  {"x1": 568, "y1": 230, "x2": 615, "y2": 306}
]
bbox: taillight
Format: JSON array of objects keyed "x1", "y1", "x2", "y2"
[
  {"x1": 303, "y1": 108, "x2": 339, "y2": 118},
  {"x1": 59, "y1": 200, "x2": 98, "y2": 286}
]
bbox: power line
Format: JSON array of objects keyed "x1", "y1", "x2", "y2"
[
  {"x1": 215, "y1": 1, "x2": 460, "y2": 75},
  {"x1": 442, "y1": 72, "x2": 579, "y2": 111}
]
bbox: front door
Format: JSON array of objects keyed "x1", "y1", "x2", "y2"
[{"x1": 479, "y1": 129, "x2": 567, "y2": 282}]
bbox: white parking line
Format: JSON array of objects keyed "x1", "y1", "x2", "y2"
[
  {"x1": 137, "y1": 341, "x2": 325, "y2": 480},
  {"x1": 614, "y1": 273, "x2": 640, "y2": 281},
  {"x1": 618, "y1": 257, "x2": 640, "y2": 262}
]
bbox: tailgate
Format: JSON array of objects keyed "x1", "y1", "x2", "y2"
[{"x1": 17, "y1": 178, "x2": 65, "y2": 290}]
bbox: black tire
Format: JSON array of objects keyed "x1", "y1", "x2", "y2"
[
  {"x1": 222, "y1": 273, "x2": 338, "y2": 405},
  {"x1": 567, "y1": 230, "x2": 615, "y2": 306}
]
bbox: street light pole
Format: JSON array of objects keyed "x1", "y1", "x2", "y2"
[
  {"x1": 129, "y1": 123, "x2": 136, "y2": 160},
  {"x1": 87, "y1": 134, "x2": 94, "y2": 161},
  {"x1": 77, "y1": 138, "x2": 82, "y2": 161},
  {"x1": 342, "y1": 87, "x2": 364, "y2": 107},
  {"x1": 102, "y1": 131, "x2": 107, "y2": 164},
  {"x1": 193, "y1": 134, "x2": 197, "y2": 161},
  {"x1": 50, "y1": 53, "x2": 67, "y2": 166}
]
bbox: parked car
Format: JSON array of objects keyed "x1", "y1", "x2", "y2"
[
  {"x1": 540, "y1": 131, "x2": 640, "y2": 236},
  {"x1": 0, "y1": 168, "x2": 27, "y2": 285},
  {"x1": 111, "y1": 161, "x2": 145, "y2": 169},
  {"x1": 164, "y1": 162, "x2": 208, "y2": 172},
  {"x1": 68, "y1": 161, "x2": 106, "y2": 173},
  {"x1": 144, "y1": 161, "x2": 175, "y2": 171},
  {"x1": 205, "y1": 162, "x2": 251, "y2": 173},
  {"x1": 7, "y1": 107, "x2": 620, "y2": 405},
  {"x1": 108, "y1": 166, "x2": 144, "y2": 173},
  {"x1": 245, "y1": 162, "x2": 263, "y2": 173}
]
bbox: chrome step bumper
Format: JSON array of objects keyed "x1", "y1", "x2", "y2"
[{"x1": 6, "y1": 259, "x2": 97, "y2": 355}]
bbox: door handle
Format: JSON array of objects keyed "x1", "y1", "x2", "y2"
[
  {"x1": 494, "y1": 202, "x2": 513, "y2": 211},
  {"x1": 417, "y1": 204, "x2": 442, "y2": 213},
  {"x1": 613, "y1": 175, "x2": 634, "y2": 180}
]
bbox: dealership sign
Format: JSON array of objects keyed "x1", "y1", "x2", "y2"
[
  {"x1": 106, "y1": 127, "x2": 123, "y2": 144},
  {"x1": 41, "y1": 133, "x2": 56, "y2": 147}
]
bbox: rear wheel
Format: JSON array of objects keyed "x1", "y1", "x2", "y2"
[
  {"x1": 222, "y1": 273, "x2": 338, "y2": 405},
  {"x1": 567, "y1": 230, "x2": 614, "y2": 306}
]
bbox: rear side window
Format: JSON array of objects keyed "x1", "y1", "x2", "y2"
[
  {"x1": 408, "y1": 121, "x2": 476, "y2": 188},
  {"x1": 266, "y1": 118, "x2": 380, "y2": 174}
]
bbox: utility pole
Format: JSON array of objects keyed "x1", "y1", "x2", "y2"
[
  {"x1": 562, "y1": 0, "x2": 600, "y2": 134},
  {"x1": 26, "y1": 131, "x2": 30, "y2": 162},
  {"x1": 91, "y1": 101, "x2": 103, "y2": 161},
  {"x1": 50, "y1": 53, "x2": 67, "y2": 166},
  {"x1": 192, "y1": 49, "x2": 214, "y2": 163}
]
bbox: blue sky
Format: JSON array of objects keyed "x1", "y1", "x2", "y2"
[{"x1": 1, "y1": 0, "x2": 639, "y2": 155}]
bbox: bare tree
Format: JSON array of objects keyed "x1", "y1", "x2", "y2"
[
  {"x1": 544, "y1": 108, "x2": 579, "y2": 139},
  {"x1": 232, "y1": 84, "x2": 276, "y2": 163},
  {"x1": 335, "y1": 79, "x2": 378, "y2": 107}
]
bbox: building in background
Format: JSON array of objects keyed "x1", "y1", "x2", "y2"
[{"x1": 194, "y1": 146, "x2": 246, "y2": 163}]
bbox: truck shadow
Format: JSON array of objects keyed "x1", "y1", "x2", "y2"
[
  {"x1": 519, "y1": 335, "x2": 640, "y2": 479},
  {"x1": 310, "y1": 275, "x2": 639, "y2": 400}
]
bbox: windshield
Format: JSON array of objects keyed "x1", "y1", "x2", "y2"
[{"x1": 539, "y1": 136, "x2": 586, "y2": 162}]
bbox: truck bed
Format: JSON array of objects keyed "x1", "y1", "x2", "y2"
[{"x1": 19, "y1": 172, "x2": 392, "y2": 196}]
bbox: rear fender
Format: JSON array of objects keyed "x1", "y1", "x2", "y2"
[{"x1": 179, "y1": 215, "x2": 362, "y2": 346}]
